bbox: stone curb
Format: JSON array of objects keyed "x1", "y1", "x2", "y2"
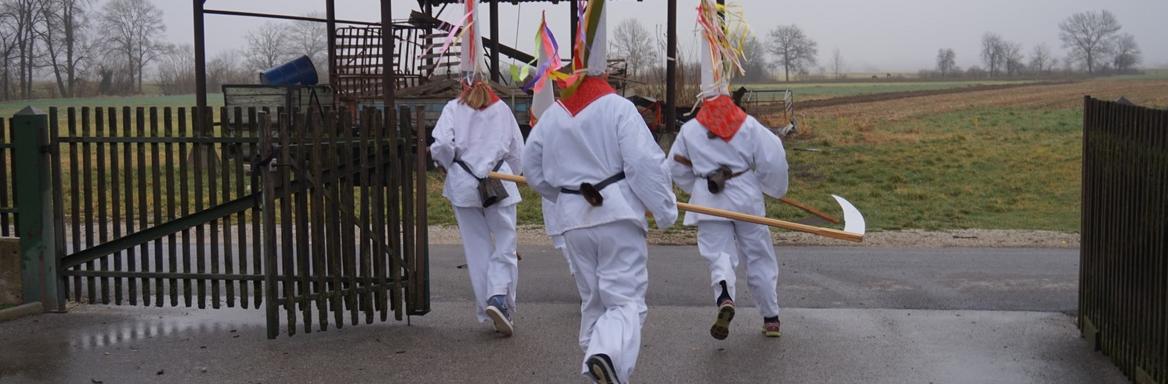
[{"x1": 0, "y1": 302, "x2": 43, "y2": 322}]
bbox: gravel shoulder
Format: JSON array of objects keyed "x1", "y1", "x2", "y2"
[{"x1": 427, "y1": 225, "x2": 1079, "y2": 248}]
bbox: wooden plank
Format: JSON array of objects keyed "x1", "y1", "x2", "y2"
[
  {"x1": 230, "y1": 107, "x2": 245, "y2": 308},
  {"x1": 95, "y1": 108, "x2": 111, "y2": 304},
  {"x1": 67, "y1": 109, "x2": 81, "y2": 300},
  {"x1": 164, "y1": 108, "x2": 179, "y2": 306},
  {"x1": 250, "y1": 108, "x2": 263, "y2": 307},
  {"x1": 132, "y1": 107, "x2": 148, "y2": 307},
  {"x1": 279, "y1": 111, "x2": 296, "y2": 335},
  {"x1": 0, "y1": 117, "x2": 8, "y2": 237},
  {"x1": 341, "y1": 110, "x2": 358, "y2": 325},
  {"x1": 109, "y1": 107, "x2": 125, "y2": 305},
  {"x1": 388, "y1": 107, "x2": 402, "y2": 321},
  {"x1": 148, "y1": 107, "x2": 163, "y2": 306},
  {"x1": 310, "y1": 109, "x2": 328, "y2": 330},
  {"x1": 81, "y1": 108, "x2": 96, "y2": 303},
  {"x1": 48, "y1": 108, "x2": 67, "y2": 307},
  {"x1": 260, "y1": 112, "x2": 279, "y2": 339},
  {"x1": 358, "y1": 108, "x2": 373, "y2": 324},
  {"x1": 209, "y1": 108, "x2": 222, "y2": 309},
  {"x1": 325, "y1": 110, "x2": 344, "y2": 328},
  {"x1": 294, "y1": 111, "x2": 312, "y2": 332},
  {"x1": 371, "y1": 108, "x2": 387, "y2": 321},
  {"x1": 194, "y1": 107, "x2": 207, "y2": 309},
  {"x1": 123, "y1": 107, "x2": 141, "y2": 306},
  {"x1": 178, "y1": 108, "x2": 193, "y2": 307},
  {"x1": 414, "y1": 105, "x2": 430, "y2": 315},
  {"x1": 400, "y1": 106, "x2": 415, "y2": 315}
]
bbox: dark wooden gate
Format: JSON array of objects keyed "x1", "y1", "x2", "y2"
[
  {"x1": 21, "y1": 105, "x2": 429, "y2": 338},
  {"x1": 1080, "y1": 96, "x2": 1167, "y2": 384},
  {"x1": 257, "y1": 107, "x2": 430, "y2": 338}
]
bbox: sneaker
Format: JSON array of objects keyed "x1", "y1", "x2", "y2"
[
  {"x1": 763, "y1": 318, "x2": 781, "y2": 338},
  {"x1": 485, "y1": 295, "x2": 513, "y2": 336},
  {"x1": 586, "y1": 354, "x2": 621, "y2": 384},
  {"x1": 709, "y1": 298, "x2": 736, "y2": 340}
]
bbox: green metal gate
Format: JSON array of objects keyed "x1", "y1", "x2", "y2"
[{"x1": 8, "y1": 105, "x2": 429, "y2": 338}]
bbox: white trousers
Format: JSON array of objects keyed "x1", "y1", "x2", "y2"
[
  {"x1": 697, "y1": 220, "x2": 780, "y2": 318},
  {"x1": 564, "y1": 220, "x2": 649, "y2": 384},
  {"x1": 552, "y1": 234, "x2": 576, "y2": 275},
  {"x1": 454, "y1": 205, "x2": 520, "y2": 323}
]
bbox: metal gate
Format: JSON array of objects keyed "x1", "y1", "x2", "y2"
[{"x1": 12, "y1": 105, "x2": 428, "y2": 338}]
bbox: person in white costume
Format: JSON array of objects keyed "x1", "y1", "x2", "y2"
[
  {"x1": 523, "y1": 0, "x2": 678, "y2": 382},
  {"x1": 526, "y1": 12, "x2": 576, "y2": 276},
  {"x1": 428, "y1": 0, "x2": 524, "y2": 337},
  {"x1": 668, "y1": 0, "x2": 789, "y2": 340}
]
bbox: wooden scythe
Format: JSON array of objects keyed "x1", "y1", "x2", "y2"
[{"x1": 488, "y1": 172, "x2": 866, "y2": 243}]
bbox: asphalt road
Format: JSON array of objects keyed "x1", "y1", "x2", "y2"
[
  {"x1": 0, "y1": 245, "x2": 1119, "y2": 384},
  {"x1": 437, "y1": 245, "x2": 1081, "y2": 313}
]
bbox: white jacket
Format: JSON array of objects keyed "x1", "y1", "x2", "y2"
[
  {"x1": 430, "y1": 100, "x2": 525, "y2": 208},
  {"x1": 523, "y1": 94, "x2": 678, "y2": 233},
  {"x1": 668, "y1": 116, "x2": 788, "y2": 226}
]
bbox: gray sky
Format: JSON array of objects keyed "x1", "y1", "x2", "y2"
[{"x1": 159, "y1": 0, "x2": 1168, "y2": 73}]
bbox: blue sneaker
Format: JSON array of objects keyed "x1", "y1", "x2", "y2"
[{"x1": 485, "y1": 295, "x2": 513, "y2": 336}]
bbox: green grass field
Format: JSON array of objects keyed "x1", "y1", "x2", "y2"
[{"x1": 0, "y1": 94, "x2": 225, "y2": 119}]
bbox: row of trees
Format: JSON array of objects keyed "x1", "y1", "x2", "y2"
[
  {"x1": 613, "y1": 9, "x2": 1146, "y2": 83},
  {"x1": 0, "y1": 0, "x2": 172, "y2": 100},
  {"x1": 930, "y1": 10, "x2": 1142, "y2": 79}
]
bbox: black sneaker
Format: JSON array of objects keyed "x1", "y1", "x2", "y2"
[
  {"x1": 586, "y1": 354, "x2": 621, "y2": 384},
  {"x1": 710, "y1": 298, "x2": 736, "y2": 340}
]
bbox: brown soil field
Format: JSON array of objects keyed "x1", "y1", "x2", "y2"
[{"x1": 789, "y1": 79, "x2": 1168, "y2": 124}]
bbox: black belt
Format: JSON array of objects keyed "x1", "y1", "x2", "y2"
[{"x1": 561, "y1": 172, "x2": 626, "y2": 207}]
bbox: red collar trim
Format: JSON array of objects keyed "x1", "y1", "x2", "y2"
[
  {"x1": 558, "y1": 76, "x2": 615, "y2": 116},
  {"x1": 696, "y1": 95, "x2": 748, "y2": 141}
]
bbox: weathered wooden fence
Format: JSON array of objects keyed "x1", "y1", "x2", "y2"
[
  {"x1": 6, "y1": 105, "x2": 430, "y2": 338},
  {"x1": 1081, "y1": 96, "x2": 1168, "y2": 384}
]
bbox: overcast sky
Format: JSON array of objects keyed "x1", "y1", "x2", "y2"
[{"x1": 158, "y1": 0, "x2": 1168, "y2": 73}]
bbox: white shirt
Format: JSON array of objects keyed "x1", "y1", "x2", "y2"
[
  {"x1": 430, "y1": 99, "x2": 525, "y2": 208},
  {"x1": 523, "y1": 94, "x2": 678, "y2": 233},
  {"x1": 668, "y1": 116, "x2": 789, "y2": 226}
]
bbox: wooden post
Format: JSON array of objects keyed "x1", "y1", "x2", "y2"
[
  {"x1": 490, "y1": 0, "x2": 501, "y2": 82},
  {"x1": 666, "y1": 0, "x2": 677, "y2": 133},
  {"x1": 193, "y1": 0, "x2": 208, "y2": 116},
  {"x1": 326, "y1": 0, "x2": 337, "y2": 86},
  {"x1": 12, "y1": 107, "x2": 63, "y2": 312}
]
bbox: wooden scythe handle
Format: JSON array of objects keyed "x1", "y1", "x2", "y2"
[
  {"x1": 671, "y1": 154, "x2": 841, "y2": 224},
  {"x1": 488, "y1": 172, "x2": 863, "y2": 243}
]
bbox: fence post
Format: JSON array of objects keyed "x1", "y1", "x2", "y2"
[{"x1": 12, "y1": 107, "x2": 63, "y2": 313}]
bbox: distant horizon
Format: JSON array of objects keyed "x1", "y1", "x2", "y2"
[{"x1": 154, "y1": 0, "x2": 1168, "y2": 74}]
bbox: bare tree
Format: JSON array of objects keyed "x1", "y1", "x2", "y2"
[
  {"x1": 1059, "y1": 10, "x2": 1122, "y2": 74},
  {"x1": 981, "y1": 33, "x2": 1007, "y2": 76},
  {"x1": 286, "y1": 12, "x2": 328, "y2": 81},
  {"x1": 40, "y1": 0, "x2": 91, "y2": 97},
  {"x1": 936, "y1": 48, "x2": 957, "y2": 77},
  {"x1": 155, "y1": 44, "x2": 193, "y2": 95},
  {"x1": 0, "y1": 5, "x2": 20, "y2": 99},
  {"x1": 830, "y1": 48, "x2": 844, "y2": 79},
  {"x1": 99, "y1": 0, "x2": 166, "y2": 93},
  {"x1": 739, "y1": 33, "x2": 768, "y2": 82},
  {"x1": 1004, "y1": 42, "x2": 1025, "y2": 76},
  {"x1": 611, "y1": 18, "x2": 656, "y2": 78},
  {"x1": 767, "y1": 24, "x2": 817, "y2": 82},
  {"x1": 244, "y1": 22, "x2": 290, "y2": 72},
  {"x1": 1111, "y1": 34, "x2": 1140, "y2": 73},
  {"x1": 7, "y1": 0, "x2": 47, "y2": 98},
  {"x1": 207, "y1": 49, "x2": 251, "y2": 88},
  {"x1": 1029, "y1": 44, "x2": 1052, "y2": 74}
]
